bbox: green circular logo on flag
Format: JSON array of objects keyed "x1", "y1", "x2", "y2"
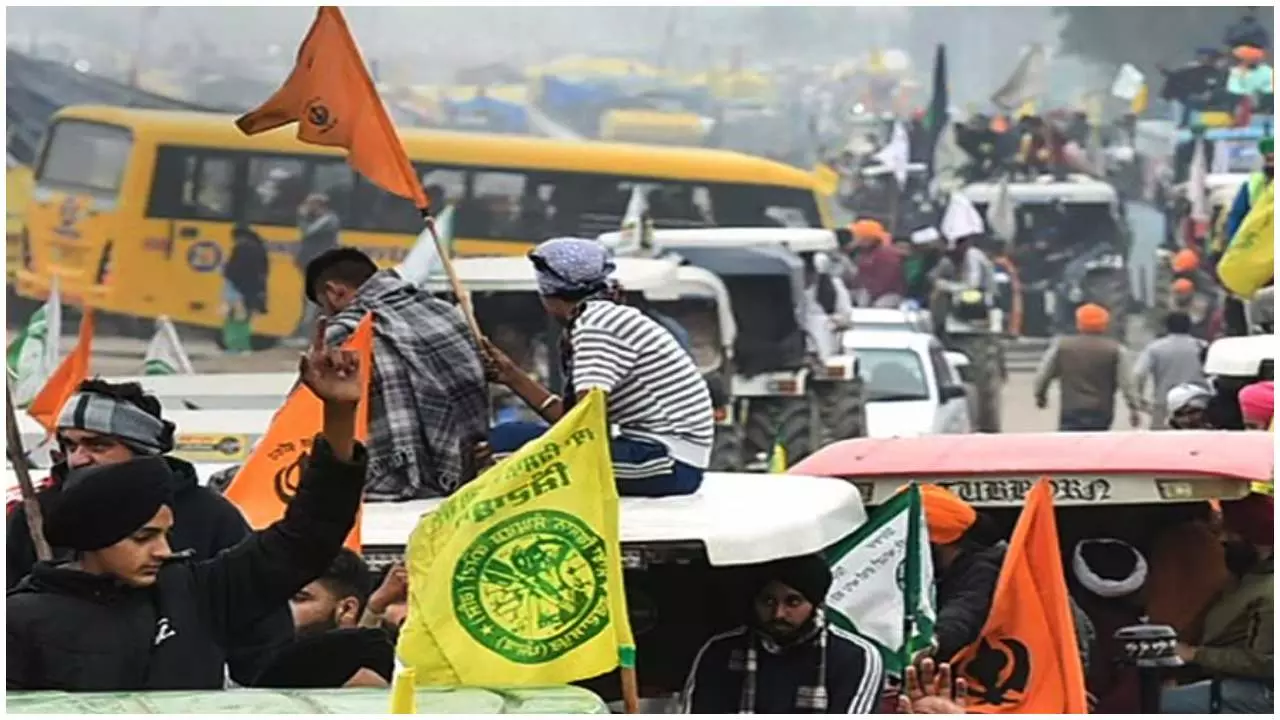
[{"x1": 452, "y1": 509, "x2": 611, "y2": 664}]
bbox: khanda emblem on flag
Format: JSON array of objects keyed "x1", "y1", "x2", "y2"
[
  {"x1": 961, "y1": 636, "x2": 1032, "y2": 707},
  {"x1": 305, "y1": 99, "x2": 335, "y2": 134},
  {"x1": 271, "y1": 441, "x2": 312, "y2": 504}
]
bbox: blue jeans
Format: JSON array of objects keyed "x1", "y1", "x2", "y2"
[
  {"x1": 1059, "y1": 408, "x2": 1113, "y2": 431},
  {"x1": 488, "y1": 421, "x2": 704, "y2": 497},
  {"x1": 1161, "y1": 678, "x2": 1274, "y2": 714}
]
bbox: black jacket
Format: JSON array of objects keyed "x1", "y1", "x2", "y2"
[
  {"x1": 6, "y1": 456, "x2": 295, "y2": 685},
  {"x1": 684, "y1": 624, "x2": 885, "y2": 714},
  {"x1": 224, "y1": 233, "x2": 270, "y2": 314},
  {"x1": 935, "y1": 542, "x2": 1095, "y2": 672},
  {"x1": 5, "y1": 437, "x2": 364, "y2": 692}
]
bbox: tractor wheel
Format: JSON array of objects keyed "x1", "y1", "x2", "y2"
[
  {"x1": 813, "y1": 376, "x2": 867, "y2": 444},
  {"x1": 708, "y1": 424, "x2": 744, "y2": 472},
  {"x1": 742, "y1": 397, "x2": 816, "y2": 470},
  {"x1": 952, "y1": 335, "x2": 1003, "y2": 433}
]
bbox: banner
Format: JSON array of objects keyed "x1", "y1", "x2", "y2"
[
  {"x1": 397, "y1": 389, "x2": 636, "y2": 686},
  {"x1": 826, "y1": 483, "x2": 936, "y2": 677}
]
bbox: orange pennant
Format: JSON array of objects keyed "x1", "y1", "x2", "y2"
[
  {"x1": 952, "y1": 478, "x2": 1088, "y2": 714},
  {"x1": 235, "y1": 6, "x2": 428, "y2": 209},
  {"x1": 225, "y1": 314, "x2": 374, "y2": 552},
  {"x1": 27, "y1": 308, "x2": 94, "y2": 433}
]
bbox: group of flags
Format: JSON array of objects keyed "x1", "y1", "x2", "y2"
[{"x1": 831, "y1": 479, "x2": 1087, "y2": 713}]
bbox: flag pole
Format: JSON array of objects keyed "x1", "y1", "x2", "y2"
[
  {"x1": 621, "y1": 665, "x2": 640, "y2": 713},
  {"x1": 5, "y1": 379, "x2": 52, "y2": 561},
  {"x1": 418, "y1": 210, "x2": 483, "y2": 343}
]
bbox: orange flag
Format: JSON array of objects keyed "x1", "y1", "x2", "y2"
[
  {"x1": 952, "y1": 478, "x2": 1088, "y2": 714},
  {"x1": 27, "y1": 308, "x2": 94, "y2": 433},
  {"x1": 225, "y1": 314, "x2": 374, "y2": 552},
  {"x1": 236, "y1": 6, "x2": 428, "y2": 209}
]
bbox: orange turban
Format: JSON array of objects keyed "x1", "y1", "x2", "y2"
[
  {"x1": 852, "y1": 219, "x2": 889, "y2": 243},
  {"x1": 1172, "y1": 249, "x2": 1200, "y2": 273},
  {"x1": 1234, "y1": 46, "x2": 1266, "y2": 64},
  {"x1": 918, "y1": 484, "x2": 977, "y2": 545},
  {"x1": 1172, "y1": 278, "x2": 1195, "y2": 295},
  {"x1": 1076, "y1": 303, "x2": 1110, "y2": 333}
]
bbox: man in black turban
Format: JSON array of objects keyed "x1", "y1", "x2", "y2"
[
  {"x1": 6, "y1": 326, "x2": 368, "y2": 692},
  {"x1": 681, "y1": 553, "x2": 886, "y2": 714}
]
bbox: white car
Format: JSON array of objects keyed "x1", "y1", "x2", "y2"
[
  {"x1": 850, "y1": 307, "x2": 933, "y2": 334},
  {"x1": 842, "y1": 330, "x2": 973, "y2": 438}
]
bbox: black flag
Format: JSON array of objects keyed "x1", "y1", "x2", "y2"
[{"x1": 923, "y1": 44, "x2": 949, "y2": 172}]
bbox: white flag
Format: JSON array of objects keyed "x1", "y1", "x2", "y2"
[
  {"x1": 1110, "y1": 63, "x2": 1146, "y2": 102},
  {"x1": 986, "y1": 176, "x2": 1018, "y2": 243},
  {"x1": 397, "y1": 204, "x2": 455, "y2": 286},
  {"x1": 991, "y1": 44, "x2": 1047, "y2": 112},
  {"x1": 874, "y1": 121, "x2": 911, "y2": 188},
  {"x1": 940, "y1": 191, "x2": 986, "y2": 244},
  {"x1": 826, "y1": 484, "x2": 936, "y2": 677},
  {"x1": 931, "y1": 120, "x2": 967, "y2": 194},
  {"x1": 615, "y1": 185, "x2": 654, "y2": 256},
  {"x1": 143, "y1": 316, "x2": 194, "y2": 375},
  {"x1": 6, "y1": 277, "x2": 62, "y2": 407},
  {"x1": 1188, "y1": 136, "x2": 1210, "y2": 223}
]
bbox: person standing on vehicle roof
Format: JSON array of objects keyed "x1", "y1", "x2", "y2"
[
  {"x1": 481, "y1": 237, "x2": 714, "y2": 497},
  {"x1": 681, "y1": 553, "x2": 885, "y2": 714},
  {"x1": 1033, "y1": 303, "x2": 1142, "y2": 431},
  {"x1": 1132, "y1": 312, "x2": 1209, "y2": 429},
  {"x1": 305, "y1": 247, "x2": 490, "y2": 500},
  {"x1": 5, "y1": 336, "x2": 367, "y2": 692},
  {"x1": 1160, "y1": 493, "x2": 1274, "y2": 714},
  {"x1": 915, "y1": 484, "x2": 1096, "y2": 674},
  {"x1": 253, "y1": 548, "x2": 394, "y2": 689},
  {"x1": 5, "y1": 378, "x2": 294, "y2": 686}
]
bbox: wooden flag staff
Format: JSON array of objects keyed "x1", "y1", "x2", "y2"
[
  {"x1": 6, "y1": 379, "x2": 52, "y2": 560},
  {"x1": 418, "y1": 210, "x2": 483, "y2": 344}
]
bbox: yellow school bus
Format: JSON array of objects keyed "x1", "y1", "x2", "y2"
[
  {"x1": 7, "y1": 161, "x2": 34, "y2": 284},
  {"x1": 17, "y1": 105, "x2": 830, "y2": 340}
]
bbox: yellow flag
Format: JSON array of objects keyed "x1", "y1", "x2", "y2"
[
  {"x1": 768, "y1": 441, "x2": 788, "y2": 474},
  {"x1": 1130, "y1": 83, "x2": 1149, "y2": 116},
  {"x1": 397, "y1": 390, "x2": 635, "y2": 686},
  {"x1": 1217, "y1": 182, "x2": 1274, "y2": 299}
]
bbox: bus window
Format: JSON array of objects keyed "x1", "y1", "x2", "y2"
[
  {"x1": 36, "y1": 120, "x2": 133, "y2": 198},
  {"x1": 467, "y1": 171, "x2": 526, "y2": 240},
  {"x1": 311, "y1": 160, "x2": 356, "y2": 226},
  {"x1": 355, "y1": 166, "x2": 465, "y2": 235},
  {"x1": 146, "y1": 147, "x2": 235, "y2": 221},
  {"x1": 710, "y1": 185, "x2": 821, "y2": 228},
  {"x1": 247, "y1": 156, "x2": 307, "y2": 226}
]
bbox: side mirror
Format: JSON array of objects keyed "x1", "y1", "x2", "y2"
[{"x1": 939, "y1": 384, "x2": 968, "y2": 402}]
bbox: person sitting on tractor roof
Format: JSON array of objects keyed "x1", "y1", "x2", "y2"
[
  {"x1": 1160, "y1": 493, "x2": 1274, "y2": 714},
  {"x1": 1226, "y1": 46, "x2": 1274, "y2": 109},
  {"x1": 847, "y1": 219, "x2": 906, "y2": 307},
  {"x1": 1225, "y1": 11, "x2": 1271, "y2": 52},
  {"x1": 1033, "y1": 304, "x2": 1142, "y2": 431},
  {"x1": 482, "y1": 237, "x2": 714, "y2": 497}
]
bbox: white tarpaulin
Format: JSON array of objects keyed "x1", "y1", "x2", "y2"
[{"x1": 1110, "y1": 63, "x2": 1146, "y2": 101}]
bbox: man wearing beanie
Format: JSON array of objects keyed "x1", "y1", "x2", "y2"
[
  {"x1": 682, "y1": 554, "x2": 885, "y2": 713},
  {"x1": 1033, "y1": 303, "x2": 1142, "y2": 431},
  {"x1": 5, "y1": 378, "x2": 293, "y2": 685},
  {"x1": 6, "y1": 335, "x2": 367, "y2": 692},
  {"x1": 1162, "y1": 493, "x2": 1274, "y2": 714}
]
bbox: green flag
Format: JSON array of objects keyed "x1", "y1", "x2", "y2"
[
  {"x1": 143, "y1": 316, "x2": 194, "y2": 375},
  {"x1": 6, "y1": 278, "x2": 61, "y2": 408},
  {"x1": 825, "y1": 484, "x2": 936, "y2": 677}
]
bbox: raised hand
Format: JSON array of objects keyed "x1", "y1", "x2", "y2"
[
  {"x1": 897, "y1": 659, "x2": 969, "y2": 714},
  {"x1": 299, "y1": 317, "x2": 362, "y2": 406}
]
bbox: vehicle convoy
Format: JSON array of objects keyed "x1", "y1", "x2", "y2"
[
  {"x1": 960, "y1": 175, "x2": 1133, "y2": 343},
  {"x1": 598, "y1": 226, "x2": 869, "y2": 467},
  {"x1": 4, "y1": 465, "x2": 870, "y2": 713},
  {"x1": 17, "y1": 105, "x2": 831, "y2": 343},
  {"x1": 841, "y1": 329, "x2": 972, "y2": 438}
]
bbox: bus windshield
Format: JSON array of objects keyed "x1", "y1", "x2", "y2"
[{"x1": 36, "y1": 120, "x2": 133, "y2": 198}]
